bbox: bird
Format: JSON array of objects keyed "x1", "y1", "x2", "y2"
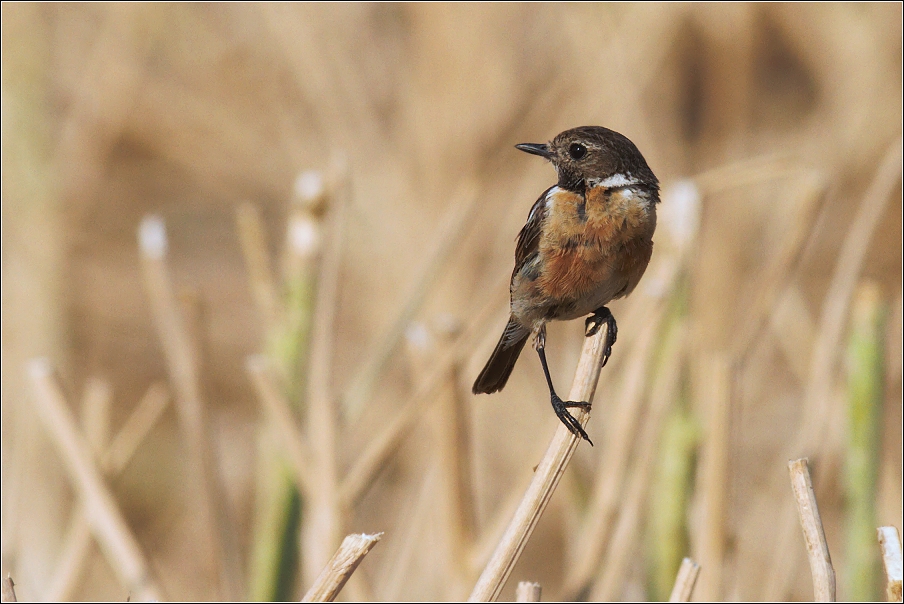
[{"x1": 471, "y1": 126, "x2": 660, "y2": 445}]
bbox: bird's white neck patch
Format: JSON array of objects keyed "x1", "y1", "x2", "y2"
[{"x1": 587, "y1": 174, "x2": 639, "y2": 189}]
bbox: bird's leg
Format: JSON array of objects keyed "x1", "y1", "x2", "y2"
[
  {"x1": 585, "y1": 306, "x2": 618, "y2": 368},
  {"x1": 534, "y1": 325, "x2": 593, "y2": 445}
]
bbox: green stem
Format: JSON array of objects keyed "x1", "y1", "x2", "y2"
[{"x1": 844, "y1": 282, "x2": 885, "y2": 601}]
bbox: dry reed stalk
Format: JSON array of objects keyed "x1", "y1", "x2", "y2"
[
  {"x1": 590, "y1": 322, "x2": 686, "y2": 601},
  {"x1": 1, "y1": 576, "x2": 15, "y2": 603},
  {"x1": 300, "y1": 533, "x2": 383, "y2": 603},
  {"x1": 467, "y1": 323, "x2": 610, "y2": 602},
  {"x1": 27, "y1": 360, "x2": 161, "y2": 601},
  {"x1": 46, "y1": 382, "x2": 169, "y2": 601},
  {"x1": 561, "y1": 302, "x2": 666, "y2": 598},
  {"x1": 668, "y1": 558, "x2": 701, "y2": 602},
  {"x1": 339, "y1": 281, "x2": 507, "y2": 507},
  {"x1": 342, "y1": 180, "x2": 480, "y2": 419},
  {"x1": 515, "y1": 581, "x2": 541, "y2": 602},
  {"x1": 878, "y1": 526, "x2": 903, "y2": 602},
  {"x1": 138, "y1": 215, "x2": 239, "y2": 599},
  {"x1": 788, "y1": 458, "x2": 836, "y2": 602},
  {"x1": 246, "y1": 356, "x2": 313, "y2": 495},
  {"x1": 235, "y1": 201, "x2": 279, "y2": 336},
  {"x1": 302, "y1": 166, "x2": 348, "y2": 587},
  {"x1": 764, "y1": 137, "x2": 903, "y2": 600},
  {"x1": 693, "y1": 353, "x2": 732, "y2": 601}
]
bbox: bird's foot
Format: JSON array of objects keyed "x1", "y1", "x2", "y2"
[
  {"x1": 585, "y1": 307, "x2": 618, "y2": 368},
  {"x1": 551, "y1": 393, "x2": 593, "y2": 445}
]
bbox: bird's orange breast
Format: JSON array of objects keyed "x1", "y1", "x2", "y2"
[{"x1": 535, "y1": 185, "x2": 655, "y2": 302}]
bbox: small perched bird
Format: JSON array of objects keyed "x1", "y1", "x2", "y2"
[{"x1": 472, "y1": 126, "x2": 660, "y2": 444}]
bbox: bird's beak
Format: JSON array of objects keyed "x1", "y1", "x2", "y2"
[{"x1": 515, "y1": 143, "x2": 551, "y2": 159}]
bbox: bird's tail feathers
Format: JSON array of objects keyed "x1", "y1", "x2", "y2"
[{"x1": 472, "y1": 317, "x2": 530, "y2": 394}]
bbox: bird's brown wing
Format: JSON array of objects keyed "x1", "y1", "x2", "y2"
[{"x1": 513, "y1": 186, "x2": 553, "y2": 272}]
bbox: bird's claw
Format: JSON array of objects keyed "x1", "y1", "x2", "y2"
[
  {"x1": 585, "y1": 308, "x2": 617, "y2": 368},
  {"x1": 551, "y1": 393, "x2": 593, "y2": 445}
]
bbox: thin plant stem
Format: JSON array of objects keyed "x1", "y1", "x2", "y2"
[
  {"x1": 845, "y1": 283, "x2": 885, "y2": 600},
  {"x1": 877, "y1": 526, "x2": 903, "y2": 603},
  {"x1": 300, "y1": 533, "x2": 383, "y2": 603},
  {"x1": 468, "y1": 323, "x2": 610, "y2": 602},
  {"x1": 1, "y1": 575, "x2": 16, "y2": 603},
  {"x1": 788, "y1": 458, "x2": 836, "y2": 602},
  {"x1": 515, "y1": 581, "x2": 541, "y2": 602},
  {"x1": 668, "y1": 558, "x2": 700, "y2": 603}
]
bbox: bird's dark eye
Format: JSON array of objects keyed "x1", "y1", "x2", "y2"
[{"x1": 568, "y1": 143, "x2": 587, "y2": 160}]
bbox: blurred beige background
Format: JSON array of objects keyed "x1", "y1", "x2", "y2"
[{"x1": 2, "y1": 3, "x2": 901, "y2": 602}]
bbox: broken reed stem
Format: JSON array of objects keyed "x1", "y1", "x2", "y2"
[
  {"x1": 28, "y1": 360, "x2": 161, "y2": 602},
  {"x1": 1, "y1": 576, "x2": 15, "y2": 603},
  {"x1": 515, "y1": 581, "x2": 541, "y2": 602},
  {"x1": 300, "y1": 533, "x2": 382, "y2": 602},
  {"x1": 788, "y1": 458, "x2": 836, "y2": 602},
  {"x1": 139, "y1": 215, "x2": 238, "y2": 599},
  {"x1": 468, "y1": 324, "x2": 610, "y2": 602},
  {"x1": 668, "y1": 557, "x2": 701, "y2": 602},
  {"x1": 878, "y1": 526, "x2": 903, "y2": 602}
]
